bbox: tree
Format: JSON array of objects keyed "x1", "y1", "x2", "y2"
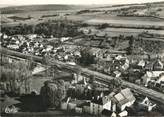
[
  {"x1": 40, "y1": 80, "x2": 66, "y2": 109},
  {"x1": 98, "y1": 23, "x2": 109, "y2": 29},
  {"x1": 127, "y1": 35, "x2": 135, "y2": 55},
  {"x1": 0, "y1": 60, "x2": 32, "y2": 95},
  {"x1": 81, "y1": 23, "x2": 88, "y2": 27},
  {"x1": 108, "y1": 78, "x2": 122, "y2": 92},
  {"x1": 75, "y1": 84, "x2": 85, "y2": 99},
  {"x1": 79, "y1": 48, "x2": 96, "y2": 66},
  {"x1": 13, "y1": 61, "x2": 32, "y2": 94}
]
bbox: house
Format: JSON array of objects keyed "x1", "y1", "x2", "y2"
[
  {"x1": 66, "y1": 62, "x2": 76, "y2": 66},
  {"x1": 83, "y1": 102, "x2": 91, "y2": 114},
  {"x1": 78, "y1": 27, "x2": 94, "y2": 35},
  {"x1": 157, "y1": 73, "x2": 164, "y2": 84},
  {"x1": 139, "y1": 97, "x2": 156, "y2": 112},
  {"x1": 145, "y1": 59, "x2": 164, "y2": 71},
  {"x1": 90, "y1": 97, "x2": 104, "y2": 115},
  {"x1": 138, "y1": 59, "x2": 146, "y2": 68},
  {"x1": 75, "y1": 107, "x2": 83, "y2": 114},
  {"x1": 0, "y1": 32, "x2": 3, "y2": 37},
  {"x1": 60, "y1": 37, "x2": 70, "y2": 42},
  {"x1": 111, "y1": 60, "x2": 121, "y2": 71},
  {"x1": 81, "y1": 28, "x2": 90, "y2": 34},
  {"x1": 73, "y1": 73, "x2": 84, "y2": 84},
  {"x1": 108, "y1": 92, "x2": 117, "y2": 112},
  {"x1": 115, "y1": 55, "x2": 124, "y2": 61},
  {"x1": 102, "y1": 53, "x2": 113, "y2": 62},
  {"x1": 113, "y1": 88, "x2": 136, "y2": 111},
  {"x1": 145, "y1": 62, "x2": 154, "y2": 71},
  {"x1": 73, "y1": 50, "x2": 81, "y2": 57},
  {"x1": 46, "y1": 45, "x2": 53, "y2": 51},
  {"x1": 90, "y1": 95, "x2": 112, "y2": 115},
  {"x1": 88, "y1": 48, "x2": 101, "y2": 58},
  {"x1": 95, "y1": 31, "x2": 107, "y2": 38},
  {"x1": 112, "y1": 57, "x2": 129, "y2": 72},
  {"x1": 63, "y1": 99, "x2": 91, "y2": 114},
  {"x1": 153, "y1": 59, "x2": 163, "y2": 71},
  {"x1": 118, "y1": 110, "x2": 128, "y2": 117},
  {"x1": 2, "y1": 33, "x2": 8, "y2": 39},
  {"x1": 26, "y1": 34, "x2": 37, "y2": 40},
  {"x1": 121, "y1": 59, "x2": 130, "y2": 71},
  {"x1": 61, "y1": 102, "x2": 68, "y2": 110},
  {"x1": 7, "y1": 44, "x2": 19, "y2": 50},
  {"x1": 67, "y1": 99, "x2": 87, "y2": 111},
  {"x1": 142, "y1": 71, "x2": 164, "y2": 87},
  {"x1": 113, "y1": 71, "x2": 122, "y2": 78}
]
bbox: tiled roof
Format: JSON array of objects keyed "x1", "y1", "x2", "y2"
[
  {"x1": 114, "y1": 93, "x2": 125, "y2": 102},
  {"x1": 114, "y1": 88, "x2": 136, "y2": 106}
]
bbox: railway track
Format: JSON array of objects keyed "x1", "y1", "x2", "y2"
[{"x1": 1, "y1": 47, "x2": 164, "y2": 104}]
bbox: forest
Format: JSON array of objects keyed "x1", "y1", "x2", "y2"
[{"x1": 1, "y1": 20, "x2": 82, "y2": 37}]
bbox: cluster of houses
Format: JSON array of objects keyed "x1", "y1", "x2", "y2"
[
  {"x1": 142, "y1": 69, "x2": 164, "y2": 92},
  {"x1": 86, "y1": 45, "x2": 164, "y2": 93},
  {"x1": 78, "y1": 27, "x2": 127, "y2": 49},
  {"x1": 0, "y1": 33, "x2": 81, "y2": 64},
  {"x1": 56, "y1": 72, "x2": 157, "y2": 116},
  {"x1": 60, "y1": 87, "x2": 157, "y2": 116},
  {"x1": 61, "y1": 88, "x2": 136, "y2": 117},
  {"x1": 130, "y1": 57, "x2": 164, "y2": 92},
  {"x1": 1, "y1": 32, "x2": 164, "y2": 93},
  {"x1": 1, "y1": 30, "x2": 163, "y2": 115}
]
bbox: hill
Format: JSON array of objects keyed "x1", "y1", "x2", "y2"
[
  {"x1": 1, "y1": 1, "x2": 164, "y2": 28},
  {"x1": 0, "y1": 4, "x2": 91, "y2": 14}
]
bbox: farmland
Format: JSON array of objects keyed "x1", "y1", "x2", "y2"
[
  {"x1": 0, "y1": 4, "x2": 91, "y2": 14},
  {"x1": 84, "y1": 18, "x2": 164, "y2": 27},
  {"x1": 1, "y1": 2, "x2": 164, "y2": 28}
]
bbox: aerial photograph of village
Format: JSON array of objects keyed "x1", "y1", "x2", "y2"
[{"x1": 0, "y1": 0, "x2": 164, "y2": 116}]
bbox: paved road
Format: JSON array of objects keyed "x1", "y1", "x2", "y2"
[{"x1": 1, "y1": 47, "x2": 164, "y2": 104}]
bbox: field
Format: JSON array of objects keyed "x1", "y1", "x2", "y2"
[
  {"x1": 1, "y1": 2, "x2": 164, "y2": 26},
  {"x1": 104, "y1": 28, "x2": 164, "y2": 35},
  {"x1": 0, "y1": 5, "x2": 92, "y2": 14},
  {"x1": 84, "y1": 18, "x2": 164, "y2": 26}
]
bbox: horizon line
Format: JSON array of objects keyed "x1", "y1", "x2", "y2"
[{"x1": 0, "y1": 0, "x2": 164, "y2": 8}]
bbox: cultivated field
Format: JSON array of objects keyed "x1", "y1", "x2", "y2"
[
  {"x1": 1, "y1": 2, "x2": 164, "y2": 25},
  {"x1": 84, "y1": 18, "x2": 164, "y2": 26}
]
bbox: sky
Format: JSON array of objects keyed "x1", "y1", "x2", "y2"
[{"x1": 0, "y1": 0, "x2": 164, "y2": 6}]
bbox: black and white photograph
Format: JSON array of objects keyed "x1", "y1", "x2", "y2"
[{"x1": 0, "y1": 0, "x2": 164, "y2": 116}]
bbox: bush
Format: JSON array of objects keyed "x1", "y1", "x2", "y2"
[{"x1": 98, "y1": 23, "x2": 109, "y2": 29}]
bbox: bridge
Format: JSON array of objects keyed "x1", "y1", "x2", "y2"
[{"x1": 1, "y1": 47, "x2": 164, "y2": 104}]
